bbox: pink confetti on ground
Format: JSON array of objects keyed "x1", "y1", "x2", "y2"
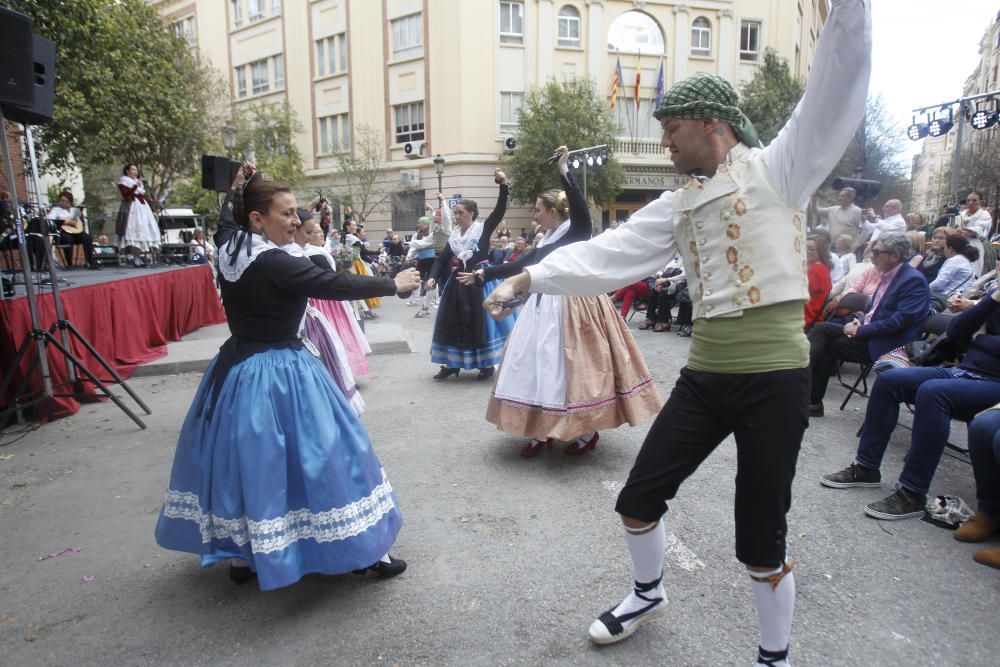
[
  {"x1": 38, "y1": 547, "x2": 82, "y2": 561},
  {"x1": 81, "y1": 576, "x2": 94, "y2": 582}
]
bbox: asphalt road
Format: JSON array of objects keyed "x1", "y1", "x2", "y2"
[{"x1": 1, "y1": 296, "x2": 997, "y2": 666}]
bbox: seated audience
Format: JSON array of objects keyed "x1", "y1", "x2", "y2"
[
  {"x1": 905, "y1": 231, "x2": 925, "y2": 267},
  {"x1": 832, "y1": 234, "x2": 857, "y2": 281},
  {"x1": 805, "y1": 235, "x2": 834, "y2": 329},
  {"x1": 957, "y1": 405, "x2": 1000, "y2": 569},
  {"x1": 824, "y1": 247, "x2": 877, "y2": 315},
  {"x1": 807, "y1": 234, "x2": 930, "y2": 416},
  {"x1": 638, "y1": 260, "x2": 683, "y2": 332},
  {"x1": 489, "y1": 235, "x2": 510, "y2": 264},
  {"x1": 505, "y1": 236, "x2": 528, "y2": 263},
  {"x1": 614, "y1": 278, "x2": 651, "y2": 319},
  {"x1": 188, "y1": 227, "x2": 215, "y2": 263},
  {"x1": 915, "y1": 227, "x2": 950, "y2": 284},
  {"x1": 928, "y1": 234, "x2": 977, "y2": 307},
  {"x1": 821, "y1": 288, "x2": 1000, "y2": 520}
]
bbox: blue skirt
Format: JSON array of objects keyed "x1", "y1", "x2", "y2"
[
  {"x1": 154, "y1": 346, "x2": 401, "y2": 591},
  {"x1": 431, "y1": 272, "x2": 516, "y2": 369}
]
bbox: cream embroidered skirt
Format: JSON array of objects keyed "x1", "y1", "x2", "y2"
[{"x1": 487, "y1": 293, "x2": 662, "y2": 441}]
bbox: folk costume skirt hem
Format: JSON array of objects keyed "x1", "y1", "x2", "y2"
[
  {"x1": 154, "y1": 346, "x2": 400, "y2": 591},
  {"x1": 487, "y1": 294, "x2": 662, "y2": 441},
  {"x1": 430, "y1": 269, "x2": 515, "y2": 369}
]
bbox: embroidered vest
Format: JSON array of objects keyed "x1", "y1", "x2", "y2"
[{"x1": 673, "y1": 144, "x2": 808, "y2": 320}]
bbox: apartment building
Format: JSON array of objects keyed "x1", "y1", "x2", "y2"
[{"x1": 154, "y1": 0, "x2": 829, "y2": 232}]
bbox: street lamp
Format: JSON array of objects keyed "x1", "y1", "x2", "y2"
[
  {"x1": 433, "y1": 153, "x2": 445, "y2": 193},
  {"x1": 221, "y1": 123, "x2": 237, "y2": 159}
]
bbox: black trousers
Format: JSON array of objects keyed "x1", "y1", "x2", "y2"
[
  {"x1": 807, "y1": 321, "x2": 870, "y2": 403},
  {"x1": 615, "y1": 366, "x2": 809, "y2": 567},
  {"x1": 58, "y1": 230, "x2": 95, "y2": 267}
]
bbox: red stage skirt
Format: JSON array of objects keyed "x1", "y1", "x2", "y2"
[{"x1": 0, "y1": 265, "x2": 226, "y2": 420}]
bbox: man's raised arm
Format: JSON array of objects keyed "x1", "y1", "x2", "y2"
[{"x1": 763, "y1": 0, "x2": 872, "y2": 208}]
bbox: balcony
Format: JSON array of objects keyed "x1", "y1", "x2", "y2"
[{"x1": 613, "y1": 137, "x2": 670, "y2": 164}]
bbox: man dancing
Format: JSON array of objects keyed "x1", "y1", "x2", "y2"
[{"x1": 485, "y1": 2, "x2": 870, "y2": 664}]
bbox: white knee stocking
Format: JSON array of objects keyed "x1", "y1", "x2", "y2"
[{"x1": 750, "y1": 562, "x2": 795, "y2": 658}]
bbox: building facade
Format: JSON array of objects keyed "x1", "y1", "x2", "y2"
[{"x1": 153, "y1": 0, "x2": 829, "y2": 234}]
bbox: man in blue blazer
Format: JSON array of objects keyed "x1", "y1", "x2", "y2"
[{"x1": 807, "y1": 233, "x2": 930, "y2": 416}]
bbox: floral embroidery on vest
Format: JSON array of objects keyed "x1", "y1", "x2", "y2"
[
  {"x1": 748, "y1": 286, "x2": 761, "y2": 304},
  {"x1": 734, "y1": 199, "x2": 748, "y2": 216},
  {"x1": 794, "y1": 236, "x2": 801, "y2": 253},
  {"x1": 739, "y1": 265, "x2": 754, "y2": 283},
  {"x1": 792, "y1": 214, "x2": 803, "y2": 231},
  {"x1": 689, "y1": 240, "x2": 698, "y2": 255},
  {"x1": 726, "y1": 246, "x2": 739, "y2": 266},
  {"x1": 726, "y1": 223, "x2": 741, "y2": 240}
]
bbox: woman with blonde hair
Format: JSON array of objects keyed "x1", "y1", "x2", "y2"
[{"x1": 468, "y1": 147, "x2": 661, "y2": 457}]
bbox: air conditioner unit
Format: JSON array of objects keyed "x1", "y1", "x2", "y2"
[
  {"x1": 403, "y1": 141, "x2": 425, "y2": 158},
  {"x1": 399, "y1": 169, "x2": 420, "y2": 185},
  {"x1": 503, "y1": 136, "x2": 517, "y2": 152}
]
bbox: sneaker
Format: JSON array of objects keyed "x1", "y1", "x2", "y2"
[
  {"x1": 406, "y1": 298, "x2": 419, "y2": 306},
  {"x1": 677, "y1": 325, "x2": 692, "y2": 337},
  {"x1": 820, "y1": 462, "x2": 880, "y2": 489},
  {"x1": 864, "y1": 485, "x2": 926, "y2": 520},
  {"x1": 414, "y1": 308, "x2": 430, "y2": 318}
]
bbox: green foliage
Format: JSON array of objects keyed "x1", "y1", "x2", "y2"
[
  {"x1": 739, "y1": 48, "x2": 805, "y2": 146},
  {"x1": 332, "y1": 124, "x2": 413, "y2": 222},
  {"x1": 5, "y1": 0, "x2": 225, "y2": 202},
  {"x1": 825, "y1": 96, "x2": 911, "y2": 207},
  {"x1": 502, "y1": 78, "x2": 624, "y2": 207},
  {"x1": 231, "y1": 101, "x2": 306, "y2": 188},
  {"x1": 171, "y1": 178, "x2": 225, "y2": 229}
]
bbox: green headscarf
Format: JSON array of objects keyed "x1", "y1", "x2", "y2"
[{"x1": 653, "y1": 72, "x2": 761, "y2": 148}]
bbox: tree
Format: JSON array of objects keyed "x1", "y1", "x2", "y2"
[
  {"x1": 960, "y1": 132, "x2": 1000, "y2": 210},
  {"x1": 825, "y1": 96, "x2": 911, "y2": 207},
  {"x1": 6, "y1": 0, "x2": 224, "y2": 203},
  {"x1": 230, "y1": 101, "x2": 306, "y2": 189},
  {"x1": 739, "y1": 48, "x2": 805, "y2": 146},
  {"x1": 332, "y1": 124, "x2": 413, "y2": 223},
  {"x1": 503, "y1": 78, "x2": 624, "y2": 207}
]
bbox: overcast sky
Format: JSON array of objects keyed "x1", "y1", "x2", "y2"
[{"x1": 870, "y1": 1, "x2": 999, "y2": 162}]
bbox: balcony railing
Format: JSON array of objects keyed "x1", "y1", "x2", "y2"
[{"x1": 613, "y1": 137, "x2": 665, "y2": 157}]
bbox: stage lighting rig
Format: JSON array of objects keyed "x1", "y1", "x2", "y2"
[
  {"x1": 906, "y1": 114, "x2": 929, "y2": 141},
  {"x1": 927, "y1": 107, "x2": 954, "y2": 137},
  {"x1": 969, "y1": 98, "x2": 999, "y2": 130}
]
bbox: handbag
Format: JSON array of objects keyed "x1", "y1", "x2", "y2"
[{"x1": 905, "y1": 335, "x2": 959, "y2": 367}]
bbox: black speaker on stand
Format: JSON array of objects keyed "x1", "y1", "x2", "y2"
[
  {"x1": 201, "y1": 155, "x2": 241, "y2": 192},
  {"x1": 0, "y1": 8, "x2": 150, "y2": 430}
]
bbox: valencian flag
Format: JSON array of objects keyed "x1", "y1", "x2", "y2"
[
  {"x1": 634, "y1": 52, "x2": 641, "y2": 110},
  {"x1": 610, "y1": 56, "x2": 623, "y2": 110},
  {"x1": 654, "y1": 57, "x2": 665, "y2": 108}
]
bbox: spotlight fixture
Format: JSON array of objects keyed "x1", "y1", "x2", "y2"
[
  {"x1": 969, "y1": 99, "x2": 999, "y2": 130},
  {"x1": 571, "y1": 158, "x2": 581, "y2": 169},
  {"x1": 906, "y1": 114, "x2": 929, "y2": 141},
  {"x1": 595, "y1": 154, "x2": 604, "y2": 166},
  {"x1": 587, "y1": 155, "x2": 594, "y2": 166},
  {"x1": 927, "y1": 107, "x2": 954, "y2": 137}
]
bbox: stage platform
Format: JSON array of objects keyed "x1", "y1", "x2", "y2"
[{"x1": 1, "y1": 264, "x2": 226, "y2": 422}]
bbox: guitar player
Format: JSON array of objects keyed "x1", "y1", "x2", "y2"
[{"x1": 47, "y1": 190, "x2": 99, "y2": 270}]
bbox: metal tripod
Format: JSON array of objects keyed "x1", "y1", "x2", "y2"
[{"x1": 0, "y1": 107, "x2": 149, "y2": 429}]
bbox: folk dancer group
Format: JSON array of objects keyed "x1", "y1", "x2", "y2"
[{"x1": 155, "y1": 1, "x2": 870, "y2": 663}]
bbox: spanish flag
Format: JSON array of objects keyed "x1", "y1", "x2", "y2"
[
  {"x1": 634, "y1": 52, "x2": 641, "y2": 110},
  {"x1": 610, "y1": 56, "x2": 623, "y2": 110}
]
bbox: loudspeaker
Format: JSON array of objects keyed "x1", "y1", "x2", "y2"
[
  {"x1": 0, "y1": 8, "x2": 34, "y2": 109},
  {"x1": 5, "y1": 35, "x2": 56, "y2": 126},
  {"x1": 201, "y1": 155, "x2": 241, "y2": 192},
  {"x1": 831, "y1": 177, "x2": 882, "y2": 205}
]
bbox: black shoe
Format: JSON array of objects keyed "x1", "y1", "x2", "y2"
[
  {"x1": 353, "y1": 555, "x2": 407, "y2": 578},
  {"x1": 477, "y1": 366, "x2": 495, "y2": 380},
  {"x1": 677, "y1": 325, "x2": 692, "y2": 337},
  {"x1": 229, "y1": 564, "x2": 257, "y2": 585},
  {"x1": 433, "y1": 366, "x2": 459, "y2": 379},
  {"x1": 864, "y1": 485, "x2": 926, "y2": 520},
  {"x1": 809, "y1": 402, "x2": 824, "y2": 418},
  {"x1": 821, "y1": 462, "x2": 881, "y2": 489}
]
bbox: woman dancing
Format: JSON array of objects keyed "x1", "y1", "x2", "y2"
[
  {"x1": 425, "y1": 169, "x2": 515, "y2": 380},
  {"x1": 474, "y1": 147, "x2": 661, "y2": 456},
  {"x1": 154, "y1": 165, "x2": 421, "y2": 590}
]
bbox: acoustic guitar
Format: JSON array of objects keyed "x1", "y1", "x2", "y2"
[{"x1": 60, "y1": 217, "x2": 85, "y2": 235}]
